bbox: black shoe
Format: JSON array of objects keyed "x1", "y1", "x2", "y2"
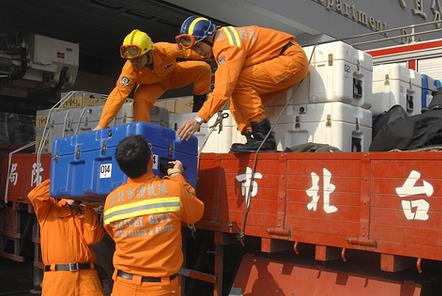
[
  {"x1": 230, "y1": 119, "x2": 276, "y2": 153},
  {"x1": 230, "y1": 132, "x2": 253, "y2": 151},
  {"x1": 192, "y1": 94, "x2": 207, "y2": 112}
]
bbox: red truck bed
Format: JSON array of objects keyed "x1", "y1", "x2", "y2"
[{"x1": 197, "y1": 152, "x2": 442, "y2": 264}]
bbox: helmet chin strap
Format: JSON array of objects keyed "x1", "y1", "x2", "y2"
[
  {"x1": 201, "y1": 38, "x2": 213, "y2": 46},
  {"x1": 201, "y1": 34, "x2": 215, "y2": 47},
  {"x1": 145, "y1": 52, "x2": 154, "y2": 69}
]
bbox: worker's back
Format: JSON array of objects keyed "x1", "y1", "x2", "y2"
[
  {"x1": 213, "y1": 25, "x2": 297, "y2": 68},
  {"x1": 103, "y1": 172, "x2": 204, "y2": 277}
]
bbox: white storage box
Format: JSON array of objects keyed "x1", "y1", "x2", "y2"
[
  {"x1": 372, "y1": 64, "x2": 422, "y2": 116},
  {"x1": 149, "y1": 106, "x2": 170, "y2": 127},
  {"x1": 269, "y1": 42, "x2": 370, "y2": 110},
  {"x1": 266, "y1": 42, "x2": 372, "y2": 109},
  {"x1": 267, "y1": 102, "x2": 372, "y2": 152},
  {"x1": 51, "y1": 101, "x2": 135, "y2": 135},
  {"x1": 36, "y1": 102, "x2": 168, "y2": 152},
  {"x1": 265, "y1": 79, "x2": 309, "y2": 107},
  {"x1": 169, "y1": 111, "x2": 245, "y2": 153},
  {"x1": 37, "y1": 102, "x2": 134, "y2": 153}
]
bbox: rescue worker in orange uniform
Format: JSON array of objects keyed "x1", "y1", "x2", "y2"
[
  {"x1": 176, "y1": 16, "x2": 309, "y2": 152},
  {"x1": 103, "y1": 135, "x2": 204, "y2": 295},
  {"x1": 28, "y1": 179, "x2": 105, "y2": 296},
  {"x1": 94, "y1": 29, "x2": 211, "y2": 130}
]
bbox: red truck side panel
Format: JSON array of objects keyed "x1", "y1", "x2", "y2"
[{"x1": 197, "y1": 152, "x2": 442, "y2": 261}]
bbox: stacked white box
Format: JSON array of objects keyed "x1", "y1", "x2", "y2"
[
  {"x1": 51, "y1": 101, "x2": 134, "y2": 135},
  {"x1": 169, "y1": 111, "x2": 245, "y2": 153},
  {"x1": 268, "y1": 42, "x2": 373, "y2": 109},
  {"x1": 372, "y1": 64, "x2": 422, "y2": 116},
  {"x1": 262, "y1": 42, "x2": 373, "y2": 152},
  {"x1": 266, "y1": 102, "x2": 372, "y2": 152},
  {"x1": 36, "y1": 102, "x2": 169, "y2": 153}
]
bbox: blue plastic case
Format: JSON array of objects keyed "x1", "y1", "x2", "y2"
[
  {"x1": 50, "y1": 122, "x2": 198, "y2": 199},
  {"x1": 422, "y1": 74, "x2": 441, "y2": 110}
]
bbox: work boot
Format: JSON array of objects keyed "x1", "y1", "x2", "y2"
[
  {"x1": 230, "y1": 132, "x2": 253, "y2": 151},
  {"x1": 230, "y1": 119, "x2": 276, "y2": 153},
  {"x1": 192, "y1": 94, "x2": 207, "y2": 112}
]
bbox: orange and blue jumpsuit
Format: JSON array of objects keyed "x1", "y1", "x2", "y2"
[
  {"x1": 197, "y1": 25, "x2": 309, "y2": 133},
  {"x1": 97, "y1": 42, "x2": 211, "y2": 128},
  {"x1": 103, "y1": 172, "x2": 204, "y2": 296},
  {"x1": 28, "y1": 179, "x2": 104, "y2": 296}
]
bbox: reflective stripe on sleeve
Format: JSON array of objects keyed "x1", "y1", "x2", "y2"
[{"x1": 222, "y1": 26, "x2": 241, "y2": 47}]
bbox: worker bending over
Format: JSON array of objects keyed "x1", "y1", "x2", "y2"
[
  {"x1": 103, "y1": 135, "x2": 204, "y2": 295},
  {"x1": 176, "y1": 16, "x2": 309, "y2": 152},
  {"x1": 28, "y1": 180, "x2": 104, "y2": 296},
  {"x1": 94, "y1": 29, "x2": 211, "y2": 130}
]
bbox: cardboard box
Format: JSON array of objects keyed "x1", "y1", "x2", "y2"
[
  {"x1": 60, "y1": 91, "x2": 108, "y2": 109},
  {"x1": 154, "y1": 98, "x2": 176, "y2": 113},
  {"x1": 174, "y1": 96, "x2": 193, "y2": 114}
]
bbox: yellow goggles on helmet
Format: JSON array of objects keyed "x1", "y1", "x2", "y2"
[{"x1": 120, "y1": 45, "x2": 143, "y2": 59}]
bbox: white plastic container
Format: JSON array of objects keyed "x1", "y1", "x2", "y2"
[
  {"x1": 169, "y1": 111, "x2": 245, "y2": 153},
  {"x1": 267, "y1": 102, "x2": 372, "y2": 152},
  {"x1": 292, "y1": 42, "x2": 373, "y2": 109},
  {"x1": 38, "y1": 102, "x2": 168, "y2": 152},
  {"x1": 266, "y1": 42, "x2": 373, "y2": 109},
  {"x1": 49, "y1": 101, "x2": 134, "y2": 135},
  {"x1": 372, "y1": 64, "x2": 422, "y2": 116}
]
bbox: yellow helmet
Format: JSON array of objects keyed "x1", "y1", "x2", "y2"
[{"x1": 120, "y1": 29, "x2": 153, "y2": 59}]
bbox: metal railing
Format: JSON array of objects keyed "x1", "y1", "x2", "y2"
[{"x1": 303, "y1": 19, "x2": 442, "y2": 49}]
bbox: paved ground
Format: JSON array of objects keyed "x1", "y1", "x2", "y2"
[{"x1": 0, "y1": 258, "x2": 40, "y2": 296}]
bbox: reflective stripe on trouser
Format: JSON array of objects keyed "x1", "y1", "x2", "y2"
[
  {"x1": 111, "y1": 273, "x2": 180, "y2": 296},
  {"x1": 134, "y1": 61, "x2": 211, "y2": 122},
  {"x1": 41, "y1": 269, "x2": 104, "y2": 296},
  {"x1": 104, "y1": 197, "x2": 180, "y2": 225},
  {"x1": 229, "y1": 46, "x2": 309, "y2": 133}
]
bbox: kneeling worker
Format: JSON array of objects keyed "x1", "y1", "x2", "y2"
[
  {"x1": 176, "y1": 16, "x2": 309, "y2": 152},
  {"x1": 28, "y1": 180, "x2": 105, "y2": 295},
  {"x1": 103, "y1": 135, "x2": 204, "y2": 295},
  {"x1": 94, "y1": 29, "x2": 212, "y2": 130}
]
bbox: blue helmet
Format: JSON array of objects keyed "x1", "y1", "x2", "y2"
[{"x1": 180, "y1": 16, "x2": 216, "y2": 42}]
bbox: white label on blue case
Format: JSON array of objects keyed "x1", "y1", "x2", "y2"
[
  {"x1": 152, "y1": 154, "x2": 159, "y2": 170},
  {"x1": 100, "y1": 163, "x2": 112, "y2": 178}
]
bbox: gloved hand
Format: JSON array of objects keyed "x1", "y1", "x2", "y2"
[{"x1": 167, "y1": 160, "x2": 183, "y2": 176}]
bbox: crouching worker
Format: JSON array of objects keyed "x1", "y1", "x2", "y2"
[
  {"x1": 28, "y1": 179, "x2": 105, "y2": 296},
  {"x1": 94, "y1": 29, "x2": 211, "y2": 130},
  {"x1": 177, "y1": 16, "x2": 309, "y2": 152},
  {"x1": 104, "y1": 135, "x2": 204, "y2": 295}
]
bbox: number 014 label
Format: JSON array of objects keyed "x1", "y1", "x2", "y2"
[{"x1": 100, "y1": 163, "x2": 112, "y2": 178}]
